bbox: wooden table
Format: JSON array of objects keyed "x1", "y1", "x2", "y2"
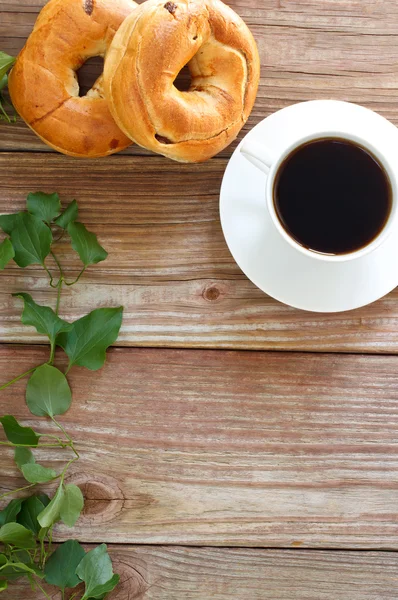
[{"x1": 1, "y1": 0, "x2": 398, "y2": 597}]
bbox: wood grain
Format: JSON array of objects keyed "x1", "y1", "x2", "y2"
[
  {"x1": 2, "y1": 0, "x2": 398, "y2": 155},
  {"x1": 5, "y1": 547, "x2": 398, "y2": 599},
  {"x1": 1, "y1": 345, "x2": 398, "y2": 548},
  {"x1": 2, "y1": 153, "x2": 398, "y2": 350}
]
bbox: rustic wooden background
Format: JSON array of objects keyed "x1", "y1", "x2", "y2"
[{"x1": 1, "y1": 0, "x2": 398, "y2": 597}]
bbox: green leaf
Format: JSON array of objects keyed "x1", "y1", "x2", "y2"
[
  {"x1": 14, "y1": 447, "x2": 35, "y2": 470},
  {"x1": 55, "y1": 200, "x2": 78, "y2": 229},
  {"x1": 38, "y1": 527, "x2": 48, "y2": 543},
  {"x1": 17, "y1": 496, "x2": 46, "y2": 534},
  {"x1": 13, "y1": 293, "x2": 71, "y2": 345},
  {"x1": 37, "y1": 494, "x2": 50, "y2": 507},
  {"x1": 67, "y1": 222, "x2": 108, "y2": 266},
  {"x1": 0, "y1": 499, "x2": 23, "y2": 526},
  {"x1": 21, "y1": 463, "x2": 57, "y2": 484},
  {"x1": 10, "y1": 212, "x2": 52, "y2": 267},
  {"x1": 44, "y1": 539, "x2": 85, "y2": 589},
  {"x1": 0, "y1": 580, "x2": 7, "y2": 592},
  {"x1": 0, "y1": 74, "x2": 7, "y2": 92},
  {"x1": 0, "y1": 522, "x2": 35, "y2": 548},
  {"x1": 26, "y1": 364, "x2": 72, "y2": 417},
  {"x1": 57, "y1": 306, "x2": 123, "y2": 371},
  {"x1": 60, "y1": 484, "x2": 84, "y2": 527},
  {"x1": 0, "y1": 213, "x2": 22, "y2": 235},
  {"x1": 37, "y1": 482, "x2": 64, "y2": 528},
  {"x1": 0, "y1": 52, "x2": 15, "y2": 82},
  {"x1": 26, "y1": 192, "x2": 61, "y2": 224},
  {"x1": 0, "y1": 550, "x2": 33, "y2": 582},
  {"x1": 0, "y1": 558, "x2": 43, "y2": 580},
  {"x1": 86, "y1": 574, "x2": 120, "y2": 599},
  {"x1": 0, "y1": 415, "x2": 40, "y2": 446},
  {"x1": 76, "y1": 544, "x2": 119, "y2": 600},
  {"x1": 0, "y1": 238, "x2": 14, "y2": 269}
]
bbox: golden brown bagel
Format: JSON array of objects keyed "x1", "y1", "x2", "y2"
[
  {"x1": 8, "y1": 0, "x2": 137, "y2": 157},
  {"x1": 103, "y1": 0, "x2": 260, "y2": 162}
]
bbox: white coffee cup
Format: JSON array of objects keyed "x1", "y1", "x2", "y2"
[{"x1": 240, "y1": 101, "x2": 398, "y2": 263}]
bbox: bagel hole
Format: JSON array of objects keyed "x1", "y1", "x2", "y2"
[
  {"x1": 76, "y1": 56, "x2": 104, "y2": 96},
  {"x1": 174, "y1": 64, "x2": 192, "y2": 92}
]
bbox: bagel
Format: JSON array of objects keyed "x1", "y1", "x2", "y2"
[
  {"x1": 8, "y1": 0, "x2": 137, "y2": 157},
  {"x1": 104, "y1": 0, "x2": 260, "y2": 162}
]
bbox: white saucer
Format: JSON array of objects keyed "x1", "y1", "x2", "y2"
[{"x1": 220, "y1": 100, "x2": 398, "y2": 312}]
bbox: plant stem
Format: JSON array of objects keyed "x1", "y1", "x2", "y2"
[
  {"x1": 0, "y1": 482, "x2": 35, "y2": 500},
  {"x1": 47, "y1": 525, "x2": 53, "y2": 558},
  {"x1": 55, "y1": 277, "x2": 63, "y2": 316},
  {"x1": 65, "y1": 266, "x2": 86, "y2": 286},
  {"x1": 0, "y1": 561, "x2": 38, "y2": 575},
  {"x1": 50, "y1": 250, "x2": 63, "y2": 280},
  {"x1": 51, "y1": 417, "x2": 80, "y2": 458},
  {"x1": 43, "y1": 264, "x2": 56, "y2": 288},
  {"x1": 54, "y1": 229, "x2": 65, "y2": 243},
  {"x1": 48, "y1": 340, "x2": 55, "y2": 365},
  {"x1": 0, "y1": 365, "x2": 39, "y2": 390},
  {"x1": 34, "y1": 579, "x2": 52, "y2": 600},
  {"x1": 0, "y1": 441, "x2": 66, "y2": 448}
]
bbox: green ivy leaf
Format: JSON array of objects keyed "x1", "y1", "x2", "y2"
[
  {"x1": 44, "y1": 539, "x2": 85, "y2": 589},
  {"x1": 1, "y1": 559, "x2": 43, "y2": 581},
  {"x1": 21, "y1": 463, "x2": 57, "y2": 484},
  {"x1": 0, "y1": 238, "x2": 14, "y2": 269},
  {"x1": 60, "y1": 484, "x2": 84, "y2": 527},
  {"x1": 17, "y1": 496, "x2": 47, "y2": 534},
  {"x1": 0, "y1": 212, "x2": 22, "y2": 236},
  {"x1": 26, "y1": 192, "x2": 61, "y2": 224},
  {"x1": 54, "y1": 200, "x2": 78, "y2": 229},
  {"x1": 37, "y1": 482, "x2": 64, "y2": 528},
  {"x1": 0, "y1": 580, "x2": 7, "y2": 592},
  {"x1": 0, "y1": 523, "x2": 35, "y2": 549},
  {"x1": 57, "y1": 306, "x2": 123, "y2": 371},
  {"x1": 0, "y1": 549, "x2": 38, "y2": 582},
  {"x1": 86, "y1": 574, "x2": 120, "y2": 599},
  {"x1": 0, "y1": 74, "x2": 7, "y2": 92},
  {"x1": 76, "y1": 544, "x2": 119, "y2": 600},
  {"x1": 0, "y1": 52, "x2": 15, "y2": 82},
  {"x1": 10, "y1": 213, "x2": 52, "y2": 267},
  {"x1": 0, "y1": 415, "x2": 40, "y2": 446},
  {"x1": 26, "y1": 364, "x2": 72, "y2": 417},
  {"x1": 0, "y1": 499, "x2": 23, "y2": 526},
  {"x1": 14, "y1": 447, "x2": 35, "y2": 471},
  {"x1": 13, "y1": 293, "x2": 71, "y2": 345},
  {"x1": 37, "y1": 494, "x2": 51, "y2": 507},
  {"x1": 67, "y1": 222, "x2": 108, "y2": 266}
]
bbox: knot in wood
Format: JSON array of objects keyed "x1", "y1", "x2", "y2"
[
  {"x1": 65, "y1": 472, "x2": 124, "y2": 524},
  {"x1": 203, "y1": 283, "x2": 224, "y2": 302},
  {"x1": 112, "y1": 555, "x2": 149, "y2": 597}
]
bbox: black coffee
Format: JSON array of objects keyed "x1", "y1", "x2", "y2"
[{"x1": 273, "y1": 138, "x2": 392, "y2": 255}]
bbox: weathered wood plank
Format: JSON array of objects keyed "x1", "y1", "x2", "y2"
[
  {"x1": 1, "y1": 345, "x2": 398, "y2": 548},
  {"x1": 1, "y1": 153, "x2": 398, "y2": 351},
  {"x1": 5, "y1": 547, "x2": 398, "y2": 599},
  {"x1": 1, "y1": 0, "x2": 398, "y2": 155}
]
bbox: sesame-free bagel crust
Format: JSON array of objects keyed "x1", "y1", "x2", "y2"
[
  {"x1": 104, "y1": 0, "x2": 260, "y2": 162},
  {"x1": 8, "y1": 0, "x2": 137, "y2": 157}
]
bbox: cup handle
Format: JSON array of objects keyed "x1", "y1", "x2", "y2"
[{"x1": 240, "y1": 139, "x2": 276, "y2": 174}]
